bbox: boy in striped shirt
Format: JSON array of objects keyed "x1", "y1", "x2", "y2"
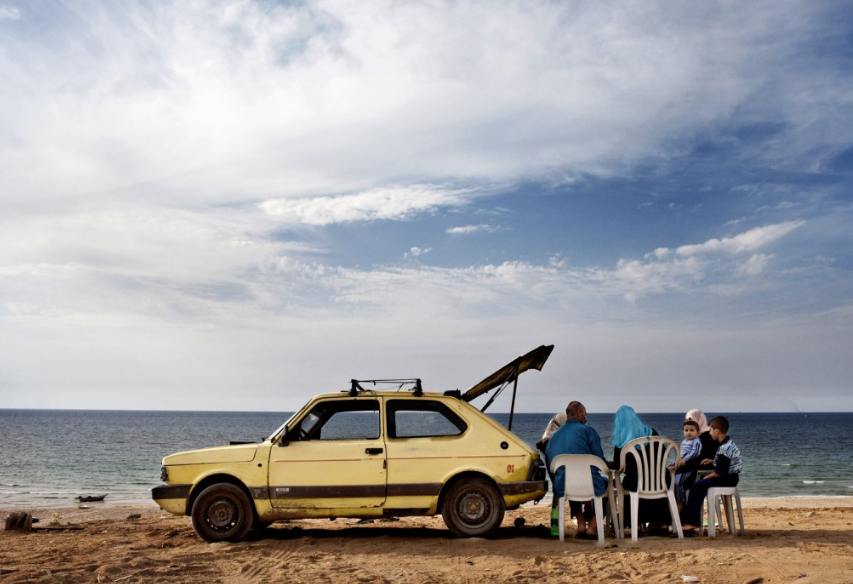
[{"x1": 680, "y1": 416, "x2": 742, "y2": 533}]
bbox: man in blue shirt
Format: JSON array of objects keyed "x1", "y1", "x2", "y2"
[{"x1": 546, "y1": 401, "x2": 608, "y2": 539}]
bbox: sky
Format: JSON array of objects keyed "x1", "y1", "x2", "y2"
[{"x1": 1, "y1": 0, "x2": 852, "y2": 414}]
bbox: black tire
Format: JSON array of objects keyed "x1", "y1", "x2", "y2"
[
  {"x1": 191, "y1": 483, "x2": 254, "y2": 543},
  {"x1": 441, "y1": 477, "x2": 505, "y2": 537}
]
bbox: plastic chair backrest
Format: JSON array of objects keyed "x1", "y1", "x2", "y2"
[
  {"x1": 619, "y1": 436, "x2": 679, "y2": 495},
  {"x1": 549, "y1": 454, "x2": 610, "y2": 501}
]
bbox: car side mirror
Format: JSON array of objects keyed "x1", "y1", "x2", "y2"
[{"x1": 278, "y1": 427, "x2": 291, "y2": 447}]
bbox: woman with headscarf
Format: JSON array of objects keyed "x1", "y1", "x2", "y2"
[{"x1": 611, "y1": 405, "x2": 672, "y2": 535}]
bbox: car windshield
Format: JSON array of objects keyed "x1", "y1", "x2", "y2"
[{"x1": 267, "y1": 411, "x2": 298, "y2": 442}]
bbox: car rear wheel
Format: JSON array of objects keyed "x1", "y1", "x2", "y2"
[
  {"x1": 191, "y1": 483, "x2": 254, "y2": 543},
  {"x1": 441, "y1": 477, "x2": 505, "y2": 537}
]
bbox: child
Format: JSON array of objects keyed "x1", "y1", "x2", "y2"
[
  {"x1": 672, "y1": 420, "x2": 702, "y2": 509},
  {"x1": 680, "y1": 416, "x2": 743, "y2": 533}
]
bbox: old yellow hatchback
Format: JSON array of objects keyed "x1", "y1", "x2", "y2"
[{"x1": 153, "y1": 346, "x2": 552, "y2": 542}]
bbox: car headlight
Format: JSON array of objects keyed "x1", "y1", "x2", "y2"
[{"x1": 160, "y1": 466, "x2": 169, "y2": 482}]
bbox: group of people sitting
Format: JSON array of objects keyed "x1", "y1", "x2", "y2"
[{"x1": 538, "y1": 402, "x2": 743, "y2": 539}]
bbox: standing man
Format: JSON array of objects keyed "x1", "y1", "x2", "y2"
[{"x1": 545, "y1": 401, "x2": 608, "y2": 539}]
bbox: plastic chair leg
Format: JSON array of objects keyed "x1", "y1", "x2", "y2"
[
  {"x1": 734, "y1": 491, "x2": 745, "y2": 535},
  {"x1": 707, "y1": 494, "x2": 717, "y2": 537},
  {"x1": 722, "y1": 495, "x2": 735, "y2": 534},
  {"x1": 667, "y1": 492, "x2": 684, "y2": 539},
  {"x1": 593, "y1": 495, "x2": 605, "y2": 546},
  {"x1": 630, "y1": 492, "x2": 640, "y2": 543},
  {"x1": 608, "y1": 491, "x2": 622, "y2": 539},
  {"x1": 720, "y1": 491, "x2": 745, "y2": 535},
  {"x1": 557, "y1": 497, "x2": 566, "y2": 542}
]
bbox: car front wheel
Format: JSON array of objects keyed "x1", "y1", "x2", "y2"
[
  {"x1": 191, "y1": 483, "x2": 254, "y2": 543},
  {"x1": 441, "y1": 477, "x2": 505, "y2": 537}
]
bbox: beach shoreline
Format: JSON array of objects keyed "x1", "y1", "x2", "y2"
[{"x1": 2, "y1": 497, "x2": 853, "y2": 583}]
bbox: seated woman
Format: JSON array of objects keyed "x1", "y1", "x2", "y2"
[{"x1": 611, "y1": 405, "x2": 672, "y2": 536}]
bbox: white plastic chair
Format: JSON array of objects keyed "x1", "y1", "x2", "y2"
[
  {"x1": 549, "y1": 454, "x2": 617, "y2": 546},
  {"x1": 614, "y1": 436, "x2": 684, "y2": 541},
  {"x1": 706, "y1": 486, "x2": 745, "y2": 537}
]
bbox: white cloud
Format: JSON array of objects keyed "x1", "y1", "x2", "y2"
[
  {"x1": 607, "y1": 222, "x2": 807, "y2": 302},
  {"x1": 260, "y1": 186, "x2": 471, "y2": 226},
  {"x1": 0, "y1": 6, "x2": 20, "y2": 20},
  {"x1": 0, "y1": 210, "x2": 811, "y2": 331},
  {"x1": 674, "y1": 221, "x2": 804, "y2": 256},
  {"x1": 2, "y1": 2, "x2": 847, "y2": 206},
  {"x1": 736, "y1": 253, "x2": 773, "y2": 276},
  {"x1": 447, "y1": 224, "x2": 498, "y2": 235},
  {"x1": 408, "y1": 247, "x2": 432, "y2": 257}
]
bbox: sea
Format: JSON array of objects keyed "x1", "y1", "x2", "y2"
[{"x1": 1, "y1": 410, "x2": 851, "y2": 509}]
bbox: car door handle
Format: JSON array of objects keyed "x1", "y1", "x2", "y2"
[{"x1": 365, "y1": 448, "x2": 384, "y2": 455}]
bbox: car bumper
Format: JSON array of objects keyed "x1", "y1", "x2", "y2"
[
  {"x1": 152, "y1": 484, "x2": 191, "y2": 515},
  {"x1": 499, "y1": 480, "x2": 548, "y2": 497}
]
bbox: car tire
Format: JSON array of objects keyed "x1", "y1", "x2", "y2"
[
  {"x1": 441, "y1": 477, "x2": 505, "y2": 537},
  {"x1": 191, "y1": 483, "x2": 255, "y2": 543}
]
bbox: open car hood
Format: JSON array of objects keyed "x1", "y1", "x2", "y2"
[{"x1": 461, "y1": 344, "x2": 554, "y2": 403}]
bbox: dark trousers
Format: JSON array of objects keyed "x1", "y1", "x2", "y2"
[{"x1": 682, "y1": 474, "x2": 739, "y2": 527}]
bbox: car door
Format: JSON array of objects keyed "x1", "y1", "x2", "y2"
[
  {"x1": 383, "y1": 398, "x2": 470, "y2": 510},
  {"x1": 268, "y1": 397, "x2": 387, "y2": 510}
]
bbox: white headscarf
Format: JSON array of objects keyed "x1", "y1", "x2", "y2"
[
  {"x1": 685, "y1": 409, "x2": 711, "y2": 433},
  {"x1": 541, "y1": 411, "x2": 567, "y2": 441}
]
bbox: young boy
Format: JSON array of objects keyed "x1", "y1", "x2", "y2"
[
  {"x1": 672, "y1": 420, "x2": 702, "y2": 509},
  {"x1": 680, "y1": 416, "x2": 742, "y2": 533}
]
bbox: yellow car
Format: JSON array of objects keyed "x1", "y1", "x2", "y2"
[{"x1": 153, "y1": 346, "x2": 552, "y2": 542}]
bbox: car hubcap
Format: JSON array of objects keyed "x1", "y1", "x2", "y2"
[
  {"x1": 208, "y1": 498, "x2": 237, "y2": 530},
  {"x1": 459, "y1": 491, "x2": 489, "y2": 525}
]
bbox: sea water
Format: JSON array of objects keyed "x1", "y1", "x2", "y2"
[{"x1": 1, "y1": 410, "x2": 850, "y2": 508}]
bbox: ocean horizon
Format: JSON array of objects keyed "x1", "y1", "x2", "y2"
[{"x1": 2, "y1": 409, "x2": 851, "y2": 509}]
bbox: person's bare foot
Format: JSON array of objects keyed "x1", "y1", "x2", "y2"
[
  {"x1": 681, "y1": 524, "x2": 699, "y2": 531},
  {"x1": 585, "y1": 517, "x2": 598, "y2": 538}
]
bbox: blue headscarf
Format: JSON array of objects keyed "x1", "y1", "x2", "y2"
[{"x1": 612, "y1": 405, "x2": 653, "y2": 448}]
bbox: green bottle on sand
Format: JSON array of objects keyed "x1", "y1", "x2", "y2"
[{"x1": 550, "y1": 507, "x2": 559, "y2": 537}]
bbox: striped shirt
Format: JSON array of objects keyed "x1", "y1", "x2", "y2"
[
  {"x1": 714, "y1": 436, "x2": 743, "y2": 475},
  {"x1": 680, "y1": 437, "x2": 701, "y2": 463}
]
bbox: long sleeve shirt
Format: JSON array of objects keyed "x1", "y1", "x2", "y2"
[
  {"x1": 545, "y1": 419, "x2": 608, "y2": 498},
  {"x1": 713, "y1": 436, "x2": 743, "y2": 476}
]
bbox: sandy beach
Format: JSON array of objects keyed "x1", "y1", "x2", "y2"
[{"x1": 2, "y1": 497, "x2": 852, "y2": 583}]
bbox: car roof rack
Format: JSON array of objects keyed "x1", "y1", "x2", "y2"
[{"x1": 349, "y1": 378, "x2": 423, "y2": 397}]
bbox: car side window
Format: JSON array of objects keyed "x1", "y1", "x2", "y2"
[
  {"x1": 293, "y1": 400, "x2": 380, "y2": 441},
  {"x1": 387, "y1": 399, "x2": 467, "y2": 438}
]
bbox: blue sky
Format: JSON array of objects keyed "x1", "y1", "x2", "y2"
[{"x1": 1, "y1": 1, "x2": 852, "y2": 413}]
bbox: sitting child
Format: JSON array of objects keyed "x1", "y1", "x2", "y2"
[
  {"x1": 672, "y1": 420, "x2": 702, "y2": 509},
  {"x1": 680, "y1": 416, "x2": 743, "y2": 533}
]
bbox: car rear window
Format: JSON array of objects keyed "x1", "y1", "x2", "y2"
[{"x1": 387, "y1": 399, "x2": 467, "y2": 438}]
